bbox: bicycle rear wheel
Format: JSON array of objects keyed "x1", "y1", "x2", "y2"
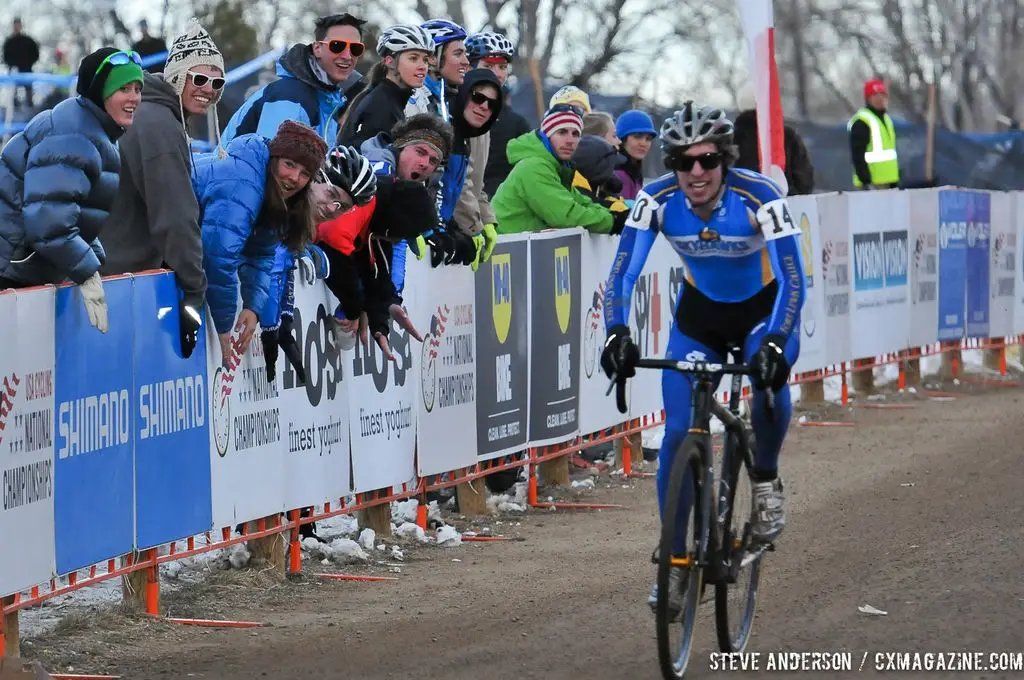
[
  {"x1": 656, "y1": 437, "x2": 706, "y2": 679},
  {"x1": 714, "y1": 430, "x2": 763, "y2": 652}
]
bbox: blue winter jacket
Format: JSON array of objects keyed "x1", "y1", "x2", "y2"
[
  {"x1": 0, "y1": 96, "x2": 123, "y2": 285},
  {"x1": 192, "y1": 134, "x2": 279, "y2": 335},
  {"x1": 221, "y1": 44, "x2": 364, "y2": 145}
]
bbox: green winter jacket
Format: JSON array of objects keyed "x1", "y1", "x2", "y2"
[{"x1": 492, "y1": 131, "x2": 614, "y2": 234}]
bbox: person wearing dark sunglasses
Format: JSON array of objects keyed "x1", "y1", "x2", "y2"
[
  {"x1": 101, "y1": 19, "x2": 226, "y2": 359},
  {"x1": 222, "y1": 13, "x2": 368, "y2": 147},
  {"x1": 601, "y1": 101, "x2": 807, "y2": 620},
  {"x1": 0, "y1": 46, "x2": 144, "y2": 332}
]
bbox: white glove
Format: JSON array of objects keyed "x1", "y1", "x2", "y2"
[
  {"x1": 298, "y1": 253, "x2": 316, "y2": 285},
  {"x1": 79, "y1": 272, "x2": 108, "y2": 333}
]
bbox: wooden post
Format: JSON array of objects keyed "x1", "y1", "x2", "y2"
[
  {"x1": 359, "y1": 496, "x2": 393, "y2": 538},
  {"x1": 904, "y1": 348, "x2": 922, "y2": 387},
  {"x1": 247, "y1": 515, "x2": 286, "y2": 577},
  {"x1": 939, "y1": 341, "x2": 961, "y2": 379},
  {"x1": 851, "y1": 357, "x2": 875, "y2": 395},
  {"x1": 455, "y1": 477, "x2": 490, "y2": 517},
  {"x1": 798, "y1": 371, "x2": 825, "y2": 405},
  {"x1": 1, "y1": 595, "x2": 18, "y2": 658},
  {"x1": 614, "y1": 423, "x2": 643, "y2": 470},
  {"x1": 122, "y1": 552, "x2": 147, "y2": 610},
  {"x1": 539, "y1": 455, "x2": 570, "y2": 488},
  {"x1": 983, "y1": 339, "x2": 1003, "y2": 372},
  {"x1": 924, "y1": 83, "x2": 937, "y2": 183},
  {"x1": 529, "y1": 58, "x2": 545, "y2": 121}
]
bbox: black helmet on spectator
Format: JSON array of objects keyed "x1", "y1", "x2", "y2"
[{"x1": 323, "y1": 146, "x2": 377, "y2": 206}]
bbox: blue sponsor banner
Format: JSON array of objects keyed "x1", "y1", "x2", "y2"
[
  {"x1": 937, "y1": 191, "x2": 968, "y2": 340},
  {"x1": 133, "y1": 273, "x2": 213, "y2": 549},
  {"x1": 965, "y1": 191, "x2": 991, "y2": 338},
  {"x1": 882, "y1": 230, "x2": 909, "y2": 287},
  {"x1": 852, "y1": 232, "x2": 884, "y2": 291},
  {"x1": 54, "y1": 278, "x2": 135, "y2": 574}
]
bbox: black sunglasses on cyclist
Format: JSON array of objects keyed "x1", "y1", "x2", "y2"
[
  {"x1": 319, "y1": 40, "x2": 365, "y2": 57},
  {"x1": 187, "y1": 71, "x2": 226, "y2": 90},
  {"x1": 669, "y1": 152, "x2": 723, "y2": 173},
  {"x1": 469, "y1": 91, "x2": 499, "y2": 111}
]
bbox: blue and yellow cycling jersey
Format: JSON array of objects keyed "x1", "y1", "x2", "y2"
[{"x1": 603, "y1": 167, "x2": 805, "y2": 339}]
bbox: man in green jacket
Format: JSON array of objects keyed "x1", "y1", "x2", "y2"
[{"x1": 492, "y1": 104, "x2": 627, "y2": 235}]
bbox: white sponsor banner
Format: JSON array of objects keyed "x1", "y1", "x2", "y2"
[
  {"x1": 848, "y1": 190, "x2": 911, "y2": 357},
  {"x1": 348, "y1": 275, "x2": 418, "y2": 494},
  {"x1": 0, "y1": 288, "x2": 57, "y2": 594},
  {"x1": 628, "y1": 238, "x2": 677, "y2": 418},
  {"x1": 411, "y1": 256, "x2": 479, "y2": 477},
  {"x1": 280, "y1": 277, "x2": 353, "y2": 509},
  {"x1": 206, "y1": 306, "x2": 286, "y2": 529},
  {"x1": 1016, "y1": 194, "x2": 1024, "y2": 335},
  {"x1": 989, "y1": 191, "x2": 1016, "y2": 338},
  {"x1": 908, "y1": 189, "x2": 940, "y2": 348},
  {"x1": 817, "y1": 193, "x2": 852, "y2": 367},
  {"x1": 578, "y1": 233, "x2": 623, "y2": 434},
  {"x1": 789, "y1": 195, "x2": 827, "y2": 373}
]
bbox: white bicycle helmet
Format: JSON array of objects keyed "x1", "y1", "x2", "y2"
[
  {"x1": 323, "y1": 145, "x2": 377, "y2": 206},
  {"x1": 465, "y1": 32, "x2": 515, "y2": 62},
  {"x1": 376, "y1": 24, "x2": 435, "y2": 58},
  {"x1": 659, "y1": 101, "x2": 735, "y2": 152}
]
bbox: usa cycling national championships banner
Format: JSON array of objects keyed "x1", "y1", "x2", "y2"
[
  {"x1": 988, "y1": 191, "x2": 1016, "y2": 338},
  {"x1": 54, "y1": 278, "x2": 135, "y2": 575},
  {"x1": 411, "y1": 257, "x2": 479, "y2": 477},
  {"x1": 474, "y1": 234, "x2": 529, "y2": 461},
  {"x1": 817, "y1": 193, "x2": 852, "y2": 367},
  {"x1": 132, "y1": 273, "x2": 212, "y2": 549},
  {"x1": 908, "y1": 190, "x2": 940, "y2": 348},
  {"x1": 0, "y1": 289, "x2": 56, "y2": 594},
  {"x1": 278, "y1": 277, "x2": 352, "y2": 509},
  {"x1": 578, "y1": 232, "x2": 624, "y2": 435},
  {"x1": 848, "y1": 190, "x2": 911, "y2": 357},
  {"x1": 206, "y1": 304, "x2": 286, "y2": 530},
  {"x1": 789, "y1": 195, "x2": 826, "y2": 374},
  {"x1": 528, "y1": 230, "x2": 582, "y2": 446}
]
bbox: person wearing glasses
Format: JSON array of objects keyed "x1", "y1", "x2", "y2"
[
  {"x1": 599, "y1": 102, "x2": 806, "y2": 620},
  {"x1": 221, "y1": 13, "x2": 368, "y2": 145},
  {"x1": 101, "y1": 19, "x2": 225, "y2": 358},
  {"x1": 0, "y1": 46, "x2": 144, "y2": 333},
  {"x1": 491, "y1": 104, "x2": 626, "y2": 235}
]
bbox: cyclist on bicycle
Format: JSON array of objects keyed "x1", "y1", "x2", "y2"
[{"x1": 600, "y1": 101, "x2": 805, "y2": 616}]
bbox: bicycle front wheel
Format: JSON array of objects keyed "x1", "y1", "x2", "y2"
[
  {"x1": 714, "y1": 430, "x2": 763, "y2": 653},
  {"x1": 656, "y1": 436, "x2": 706, "y2": 679}
]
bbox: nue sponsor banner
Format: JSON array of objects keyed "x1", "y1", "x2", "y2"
[
  {"x1": 411, "y1": 256, "x2": 478, "y2": 477},
  {"x1": 789, "y1": 195, "x2": 827, "y2": 374},
  {"x1": 474, "y1": 234, "x2": 530, "y2": 461},
  {"x1": 627, "y1": 238, "x2": 677, "y2": 418},
  {"x1": 279, "y1": 277, "x2": 352, "y2": 508},
  {"x1": 348, "y1": 288, "x2": 418, "y2": 494},
  {"x1": 206, "y1": 301, "x2": 286, "y2": 530},
  {"x1": 988, "y1": 192, "x2": 1016, "y2": 338},
  {"x1": 937, "y1": 190, "x2": 968, "y2": 340},
  {"x1": 54, "y1": 279, "x2": 134, "y2": 574},
  {"x1": 133, "y1": 273, "x2": 212, "y2": 549},
  {"x1": 529, "y1": 230, "x2": 582, "y2": 446},
  {"x1": 965, "y1": 191, "x2": 991, "y2": 338},
  {"x1": 907, "y1": 189, "x2": 939, "y2": 348},
  {"x1": 817, "y1": 193, "x2": 851, "y2": 367},
  {"x1": 578, "y1": 233, "x2": 623, "y2": 435},
  {"x1": 848, "y1": 190, "x2": 911, "y2": 357},
  {"x1": 0, "y1": 289, "x2": 56, "y2": 594}
]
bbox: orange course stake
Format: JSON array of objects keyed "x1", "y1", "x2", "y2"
[
  {"x1": 161, "y1": 617, "x2": 265, "y2": 628},
  {"x1": 316, "y1": 573, "x2": 399, "y2": 582},
  {"x1": 50, "y1": 675, "x2": 123, "y2": 680}
]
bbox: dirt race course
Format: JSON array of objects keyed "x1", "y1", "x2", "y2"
[{"x1": 21, "y1": 380, "x2": 1024, "y2": 680}]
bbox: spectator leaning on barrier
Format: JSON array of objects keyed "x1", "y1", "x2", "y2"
[
  {"x1": 613, "y1": 109, "x2": 656, "y2": 200},
  {"x1": 336, "y1": 24, "x2": 435, "y2": 149},
  {"x1": 405, "y1": 19, "x2": 470, "y2": 120},
  {"x1": 101, "y1": 19, "x2": 226, "y2": 358},
  {"x1": 492, "y1": 104, "x2": 626, "y2": 235},
  {"x1": 733, "y1": 107, "x2": 815, "y2": 195},
  {"x1": 3, "y1": 17, "x2": 40, "y2": 108},
  {"x1": 193, "y1": 120, "x2": 327, "y2": 361},
  {"x1": 465, "y1": 32, "x2": 531, "y2": 200},
  {"x1": 0, "y1": 47, "x2": 144, "y2": 332},
  {"x1": 571, "y1": 134, "x2": 629, "y2": 210},
  {"x1": 848, "y1": 78, "x2": 900, "y2": 190},
  {"x1": 221, "y1": 13, "x2": 368, "y2": 144}
]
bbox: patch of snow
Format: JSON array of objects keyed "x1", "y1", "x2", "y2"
[
  {"x1": 357, "y1": 528, "x2": 376, "y2": 551},
  {"x1": 435, "y1": 525, "x2": 462, "y2": 547},
  {"x1": 571, "y1": 478, "x2": 596, "y2": 491},
  {"x1": 394, "y1": 522, "x2": 431, "y2": 543}
]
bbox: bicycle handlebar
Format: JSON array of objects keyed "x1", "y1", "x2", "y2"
[{"x1": 605, "y1": 358, "x2": 775, "y2": 414}]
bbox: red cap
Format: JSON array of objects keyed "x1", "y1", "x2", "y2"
[{"x1": 864, "y1": 79, "x2": 887, "y2": 99}]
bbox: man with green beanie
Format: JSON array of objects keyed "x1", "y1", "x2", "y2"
[
  {"x1": 0, "y1": 47, "x2": 143, "y2": 335},
  {"x1": 102, "y1": 19, "x2": 226, "y2": 359}
]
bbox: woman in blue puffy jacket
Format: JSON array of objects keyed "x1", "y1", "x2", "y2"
[
  {"x1": 192, "y1": 119, "x2": 352, "y2": 361},
  {"x1": 0, "y1": 47, "x2": 143, "y2": 331}
]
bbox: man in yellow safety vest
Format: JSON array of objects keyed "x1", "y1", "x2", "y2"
[{"x1": 847, "y1": 79, "x2": 900, "y2": 190}]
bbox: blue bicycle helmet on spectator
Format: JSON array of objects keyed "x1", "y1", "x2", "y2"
[{"x1": 421, "y1": 19, "x2": 467, "y2": 58}]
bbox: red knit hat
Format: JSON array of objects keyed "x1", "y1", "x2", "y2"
[
  {"x1": 269, "y1": 120, "x2": 328, "y2": 176},
  {"x1": 541, "y1": 105, "x2": 583, "y2": 138},
  {"x1": 864, "y1": 79, "x2": 887, "y2": 99}
]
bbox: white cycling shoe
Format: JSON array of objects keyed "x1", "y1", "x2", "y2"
[
  {"x1": 751, "y1": 478, "x2": 785, "y2": 542},
  {"x1": 647, "y1": 566, "x2": 688, "y2": 621}
]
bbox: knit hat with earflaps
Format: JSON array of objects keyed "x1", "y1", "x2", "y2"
[
  {"x1": 269, "y1": 120, "x2": 329, "y2": 176},
  {"x1": 165, "y1": 18, "x2": 227, "y2": 154}
]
